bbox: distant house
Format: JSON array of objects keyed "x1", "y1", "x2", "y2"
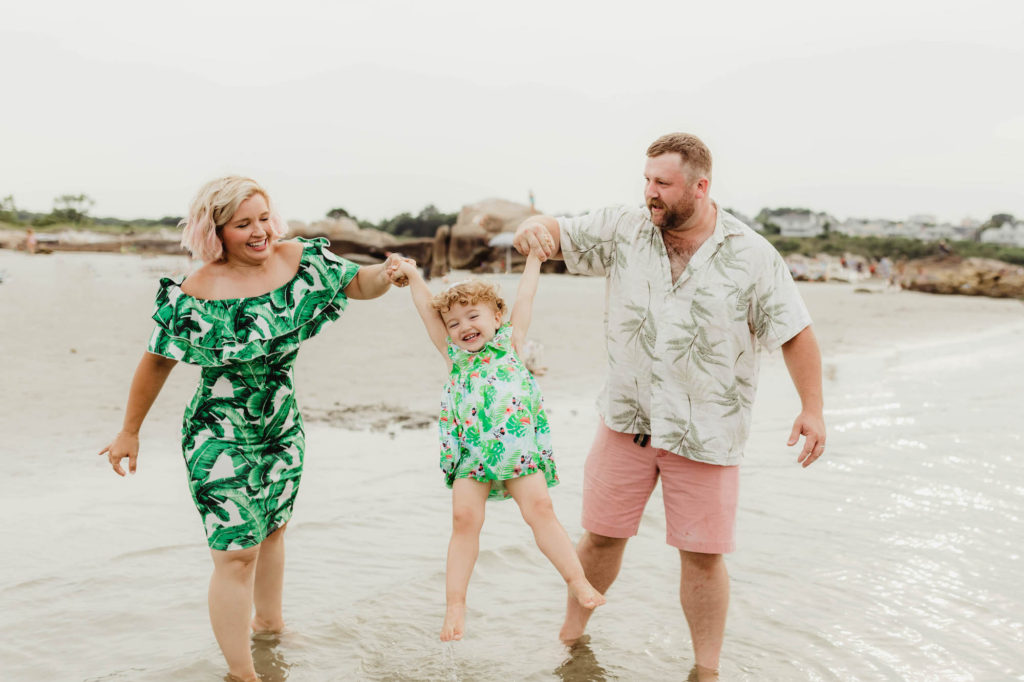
[
  {"x1": 772, "y1": 210, "x2": 833, "y2": 238},
  {"x1": 837, "y1": 218, "x2": 892, "y2": 238},
  {"x1": 980, "y1": 221, "x2": 1024, "y2": 248}
]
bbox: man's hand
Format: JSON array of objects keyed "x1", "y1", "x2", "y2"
[
  {"x1": 788, "y1": 410, "x2": 826, "y2": 467},
  {"x1": 513, "y1": 219, "x2": 557, "y2": 260}
]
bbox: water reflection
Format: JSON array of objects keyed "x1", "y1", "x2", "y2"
[
  {"x1": 554, "y1": 636, "x2": 608, "y2": 681},
  {"x1": 249, "y1": 632, "x2": 290, "y2": 682}
]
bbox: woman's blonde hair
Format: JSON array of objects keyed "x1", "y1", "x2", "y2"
[
  {"x1": 431, "y1": 279, "x2": 507, "y2": 317},
  {"x1": 179, "y1": 176, "x2": 288, "y2": 262}
]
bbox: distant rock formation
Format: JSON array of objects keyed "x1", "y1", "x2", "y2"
[
  {"x1": 448, "y1": 198, "x2": 535, "y2": 270},
  {"x1": 899, "y1": 256, "x2": 1024, "y2": 298},
  {"x1": 430, "y1": 224, "x2": 451, "y2": 278},
  {"x1": 288, "y1": 218, "x2": 432, "y2": 267},
  {"x1": 288, "y1": 218, "x2": 398, "y2": 249}
]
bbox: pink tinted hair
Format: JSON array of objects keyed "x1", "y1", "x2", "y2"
[{"x1": 178, "y1": 176, "x2": 288, "y2": 262}]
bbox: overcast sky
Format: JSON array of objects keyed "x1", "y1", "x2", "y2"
[{"x1": 3, "y1": 0, "x2": 1021, "y2": 225}]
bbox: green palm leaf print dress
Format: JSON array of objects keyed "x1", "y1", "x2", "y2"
[
  {"x1": 439, "y1": 323, "x2": 558, "y2": 500},
  {"x1": 147, "y1": 238, "x2": 360, "y2": 550}
]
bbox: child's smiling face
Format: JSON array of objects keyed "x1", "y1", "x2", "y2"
[{"x1": 442, "y1": 301, "x2": 503, "y2": 352}]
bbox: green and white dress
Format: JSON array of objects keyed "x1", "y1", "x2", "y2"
[
  {"x1": 147, "y1": 237, "x2": 360, "y2": 550},
  {"x1": 439, "y1": 323, "x2": 558, "y2": 500}
]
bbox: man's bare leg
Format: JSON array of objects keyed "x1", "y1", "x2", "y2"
[
  {"x1": 559, "y1": 531, "x2": 628, "y2": 643},
  {"x1": 679, "y1": 550, "x2": 728, "y2": 675}
]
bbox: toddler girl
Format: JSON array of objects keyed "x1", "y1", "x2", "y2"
[{"x1": 390, "y1": 250, "x2": 605, "y2": 641}]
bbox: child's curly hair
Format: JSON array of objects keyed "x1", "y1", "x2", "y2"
[{"x1": 431, "y1": 279, "x2": 507, "y2": 317}]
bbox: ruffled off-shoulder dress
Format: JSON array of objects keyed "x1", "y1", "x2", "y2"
[{"x1": 147, "y1": 238, "x2": 360, "y2": 551}]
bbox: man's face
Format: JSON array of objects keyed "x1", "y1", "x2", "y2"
[{"x1": 644, "y1": 153, "x2": 697, "y2": 230}]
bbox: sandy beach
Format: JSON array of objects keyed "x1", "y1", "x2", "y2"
[
  {"x1": 2, "y1": 247, "x2": 1023, "y2": 681},
  {"x1": 2, "y1": 248, "x2": 1022, "y2": 443}
]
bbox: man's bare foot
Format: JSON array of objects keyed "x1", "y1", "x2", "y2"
[
  {"x1": 559, "y1": 618, "x2": 586, "y2": 645},
  {"x1": 251, "y1": 616, "x2": 285, "y2": 635},
  {"x1": 568, "y1": 578, "x2": 606, "y2": 610},
  {"x1": 440, "y1": 603, "x2": 466, "y2": 642},
  {"x1": 225, "y1": 672, "x2": 259, "y2": 682}
]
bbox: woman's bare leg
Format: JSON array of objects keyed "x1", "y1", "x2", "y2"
[
  {"x1": 252, "y1": 524, "x2": 287, "y2": 633},
  {"x1": 209, "y1": 545, "x2": 260, "y2": 681}
]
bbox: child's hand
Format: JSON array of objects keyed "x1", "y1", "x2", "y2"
[{"x1": 529, "y1": 231, "x2": 554, "y2": 261}]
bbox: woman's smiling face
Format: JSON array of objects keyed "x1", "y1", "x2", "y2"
[{"x1": 220, "y1": 193, "x2": 273, "y2": 263}]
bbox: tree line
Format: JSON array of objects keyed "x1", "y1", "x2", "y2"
[
  {"x1": 1, "y1": 192, "x2": 458, "y2": 239},
  {"x1": 0, "y1": 193, "x2": 181, "y2": 229},
  {"x1": 326, "y1": 204, "x2": 458, "y2": 239},
  {"x1": 766, "y1": 232, "x2": 1024, "y2": 267}
]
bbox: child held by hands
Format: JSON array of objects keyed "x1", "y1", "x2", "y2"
[{"x1": 389, "y1": 245, "x2": 605, "y2": 642}]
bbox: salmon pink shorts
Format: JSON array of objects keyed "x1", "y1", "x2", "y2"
[{"x1": 582, "y1": 421, "x2": 739, "y2": 554}]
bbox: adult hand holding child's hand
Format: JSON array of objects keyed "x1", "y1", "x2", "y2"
[
  {"x1": 384, "y1": 253, "x2": 414, "y2": 287},
  {"x1": 514, "y1": 219, "x2": 556, "y2": 261}
]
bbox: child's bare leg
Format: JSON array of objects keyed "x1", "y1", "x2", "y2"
[
  {"x1": 505, "y1": 473, "x2": 606, "y2": 610},
  {"x1": 252, "y1": 524, "x2": 287, "y2": 633},
  {"x1": 443, "y1": 478, "x2": 491, "y2": 641},
  {"x1": 209, "y1": 546, "x2": 260, "y2": 682}
]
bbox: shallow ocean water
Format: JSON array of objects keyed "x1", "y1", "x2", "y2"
[{"x1": 2, "y1": 326, "x2": 1022, "y2": 680}]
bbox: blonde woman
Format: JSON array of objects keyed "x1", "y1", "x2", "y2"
[{"x1": 100, "y1": 176, "x2": 401, "y2": 681}]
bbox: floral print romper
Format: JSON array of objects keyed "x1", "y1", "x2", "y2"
[{"x1": 439, "y1": 323, "x2": 558, "y2": 500}]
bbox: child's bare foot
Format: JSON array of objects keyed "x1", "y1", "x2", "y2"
[
  {"x1": 251, "y1": 616, "x2": 285, "y2": 635},
  {"x1": 568, "y1": 578, "x2": 606, "y2": 610},
  {"x1": 440, "y1": 603, "x2": 466, "y2": 642}
]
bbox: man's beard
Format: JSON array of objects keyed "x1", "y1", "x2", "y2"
[{"x1": 647, "y1": 197, "x2": 695, "y2": 231}]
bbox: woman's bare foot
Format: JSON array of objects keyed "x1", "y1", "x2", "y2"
[
  {"x1": 568, "y1": 577, "x2": 606, "y2": 610},
  {"x1": 251, "y1": 616, "x2": 285, "y2": 635},
  {"x1": 440, "y1": 603, "x2": 466, "y2": 642}
]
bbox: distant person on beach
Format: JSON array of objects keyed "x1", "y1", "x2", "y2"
[
  {"x1": 387, "y1": 244, "x2": 606, "y2": 642},
  {"x1": 99, "y1": 176, "x2": 402, "y2": 682},
  {"x1": 513, "y1": 132, "x2": 825, "y2": 679},
  {"x1": 25, "y1": 228, "x2": 38, "y2": 254}
]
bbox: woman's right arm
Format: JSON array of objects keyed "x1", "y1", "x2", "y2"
[{"x1": 99, "y1": 352, "x2": 178, "y2": 476}]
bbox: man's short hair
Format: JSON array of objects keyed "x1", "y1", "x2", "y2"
[{"x1": 646, "y1": 133, "x2": 712, "y2": 180}]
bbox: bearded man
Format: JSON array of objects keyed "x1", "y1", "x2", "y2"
[{"x1": 513, "y1": 132, "x2": 825, "y2": 679}]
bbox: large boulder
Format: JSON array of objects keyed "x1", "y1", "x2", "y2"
[
  {"x1": 287, "y1": 218, "x2": 398, "y2": 249},
  {"x1": 287, "y1": 218, "x2": 436, "y2": 265},
  {"x1": 899, "y1": 256, "x2": 1024, "y2": 298},
  {"x1": 430, "y1": 224, "x2": 451, "y2": 278},
  {"x1": 448, "y1": 198, "x2": 535, "y2": 269}
]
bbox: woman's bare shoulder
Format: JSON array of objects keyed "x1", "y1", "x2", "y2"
[{"x1": 179, "y1": 263, "x2": 219, "y2": 297}]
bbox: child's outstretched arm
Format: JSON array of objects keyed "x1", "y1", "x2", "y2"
[
  {"x1": 510, "y1": 251, "x2": 544, "y2": 353},
  {"x1": 394, "y1": 260, "x2": 449, "y2": 359}
]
